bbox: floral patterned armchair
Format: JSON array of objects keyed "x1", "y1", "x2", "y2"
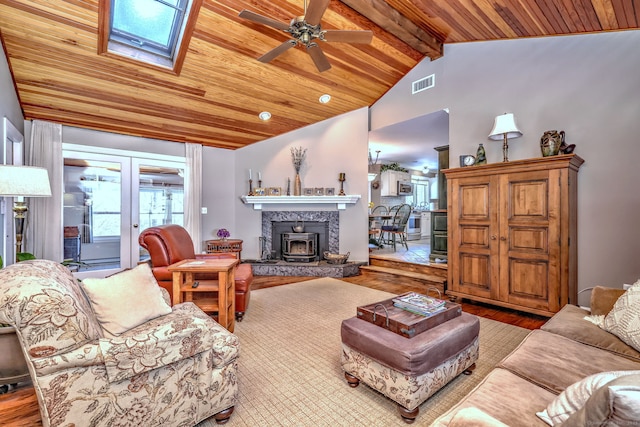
[{"x1": 0, "y1": 259, "x2": 239, "y2": 427}]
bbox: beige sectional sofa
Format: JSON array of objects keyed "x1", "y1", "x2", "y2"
[{"x1": 432, "y1": 286, "x2": 640, "y2": 426}]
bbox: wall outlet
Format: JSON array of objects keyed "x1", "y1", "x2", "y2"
[
  {"x1": 201, "y1": 207, "x2": 208, "y2": 214},
  {"x1": 623, "y1": 283, "x2": 632, "y2": 290}
]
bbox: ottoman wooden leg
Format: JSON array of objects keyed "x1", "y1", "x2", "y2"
[
  {"x1": 344, "y1": 372, "x2": 360, "y2": 388},
  {"x1": 213, "y1": 406, "x2": 234, "y2": 424},
  {"x1": 463, "y1": 363, "x2": 476, "y2": 375},
  {"x1": 397, "y1": 405, "x2": 419, "y2": 424}
]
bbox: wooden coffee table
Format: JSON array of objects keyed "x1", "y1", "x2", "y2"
[{"x1": 167, "y1": 258, "x2": 239, "y2": 332}]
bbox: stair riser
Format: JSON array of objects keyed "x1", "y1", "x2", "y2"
[{"x1": 368, "y1": 258, "x2": 447, "y2": 279}]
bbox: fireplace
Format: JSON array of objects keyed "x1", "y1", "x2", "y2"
[
  {"x1": 262, "y1": 211, "x2": 339, "y2": 262},
  {"x1": 282, "y1": 232, "x2": 319, "y2": 262}
]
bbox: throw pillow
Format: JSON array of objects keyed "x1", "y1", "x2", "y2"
[
  {"x1": 562, "y1": 373, "x2": 640, "y2": 427},
  {"x1": 589, "y1": 286, "x2": 627, "y2": 316},
  {"x1": 81, "y1": 263, "x2": 172, "y2": 337},
  {"x1": 536, "y1": 370, "x2": 640, "y2": 425},
  {"x1": 603, "y1": 279, "x2": 640, "y2": 352}
]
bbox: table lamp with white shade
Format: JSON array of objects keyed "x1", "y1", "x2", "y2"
[
  {"x1": 0, "y1": 165, "x2": 52, "y2": 260},
  {"x1": 488, "y1": 113, "x2": 523, "y2": 162}
]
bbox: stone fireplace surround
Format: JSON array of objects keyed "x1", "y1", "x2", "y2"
[
  {"x1": 245, "y1": 210, "x2": 363, "y2": 277},
  {"x1": 263, "y1": 211, "x2": 338, "y2": 259}
]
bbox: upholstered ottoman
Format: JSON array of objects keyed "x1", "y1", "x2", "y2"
[{"x1": 341, "y1": 313, "x2": 479, "y2": 423}]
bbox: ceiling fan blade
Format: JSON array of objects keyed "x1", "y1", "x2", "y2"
[
  {"x1": 307, "y1": 43, "x2": 331, "y2": 72},
  {"x1": 304, "y1": 0, "x2": 330, "y2": 26},
  {"x1": 238, "y1": 10, "x2": 290, "y2": 31},
  {"x1": 258, "y1": 40, "x2": 297, "y2": 63},
  {"x1": 322, "y1": 30, "x2": 373, "y2": 44}
]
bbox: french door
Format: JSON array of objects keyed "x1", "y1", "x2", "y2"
[
  {"x1": 63, "y1": 146, "x2": 185, "y2": 278},
  {"x1": 1, "y1": 118, "x2": 23, "y2": 266}
]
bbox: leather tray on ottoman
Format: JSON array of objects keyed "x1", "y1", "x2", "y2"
[{"x1": 341, "y1": 313, "x2": 479, "y2": 423}]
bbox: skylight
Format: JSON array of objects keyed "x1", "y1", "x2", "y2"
[
  {"x1": 111, "y1": 0, "x2": 187, "y2": 59},
  {"x1": 99, "y1": 0, "x2": 203, "y2": 74}
]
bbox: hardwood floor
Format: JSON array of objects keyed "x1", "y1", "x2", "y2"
[{"x1": 0, "y1": 269, "x2": 547, "y2": 426}]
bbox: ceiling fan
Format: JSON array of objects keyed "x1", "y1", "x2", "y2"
[{"x1": 238, "y1": 0, "x2": 373, "y2": 72}]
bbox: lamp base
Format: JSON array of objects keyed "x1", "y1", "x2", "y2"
[
  {"x1": 502, "y1": 135, "x2": 509, "y2": 162},
  {"x1": 13, "y1": 201, "x2": 27, "y2": 261}
]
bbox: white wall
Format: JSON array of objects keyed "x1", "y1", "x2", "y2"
[
  {"x1": 0, "y1": 47, "x2": 23, "y2": 135},
  {"x1": 371, "y1": 30, "x2": 640, "y2": 303},
  {"x1": 200, "y1": 146, "x2": 236, "y2": 251},
  {"x1": 229, "y1": 108, "x2": 370, "y2": 262}
]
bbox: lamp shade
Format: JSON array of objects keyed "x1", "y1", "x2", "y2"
[
  {"x1": 488, "y1": 113, "x2": 523, "y2": 140},
  {"x1": 0, "y1": 165, "x2": 52, "y2": 197}
]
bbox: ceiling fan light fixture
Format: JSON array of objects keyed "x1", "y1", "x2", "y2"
[
  {"x1": 319, "y1": 94, "x2": 331, "y2": 104},
  {"x1": 259, "y1": 111, "x2": 272, "y2": 121},
  {"x1": 238, "y1": 0, "x2": 372, "y2": 73}
]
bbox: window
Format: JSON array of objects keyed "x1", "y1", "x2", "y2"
[
  {"x1": 139, "y1": 186, "x2": 184, "y2": 231},
  {"x1": 410, "y1": 176, "x2": 430, "y2": 209},
  {"x1": 111, "y1": 0, "x2": 188, "y2": 59},
  {"x1": 99, "y1": 0, "x2": 203, "y2": 73}
]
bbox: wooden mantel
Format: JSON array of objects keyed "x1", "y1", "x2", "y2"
[{"x1": 240, "y1": 195, "x2": 361, "y2": 210}]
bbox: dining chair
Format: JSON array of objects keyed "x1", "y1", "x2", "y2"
[
  {"x1": 381, "y1": 204, "x2": 412, "y2": 251},
  {"x1": 369, "y1": 205, "x2": 389, "y2": 247}
]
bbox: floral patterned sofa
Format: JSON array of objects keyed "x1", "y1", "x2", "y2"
[{"x1": 0, "y1": 259, "x2": 239, "y2": 427}]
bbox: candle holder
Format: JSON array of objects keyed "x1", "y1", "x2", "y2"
[
  {"x1": 338, "y1": 172, "x2": 346, "y2": 196},
  {"x1": 258, "y1": 179, "x2": 262, "y2": 188},
  {"x1": 248, "y1": 179, "x2": 254, "y2": 196}
]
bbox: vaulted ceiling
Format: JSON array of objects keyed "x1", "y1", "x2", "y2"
[{"x1": 1, "y1": 0, "x2": 638, "y2": 149}]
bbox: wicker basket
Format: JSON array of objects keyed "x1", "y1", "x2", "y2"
[{"x1": 323, "y1": 251, "x2": 350, "y2": 264}]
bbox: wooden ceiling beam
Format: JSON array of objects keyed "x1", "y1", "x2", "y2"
[{"x1": 338, "y1": 0, "x2": 443, "y2": 59}]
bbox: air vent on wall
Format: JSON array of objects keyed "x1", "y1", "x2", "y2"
[{"x1": 412, "y1": 74, "x2": 435, "y2": 94}]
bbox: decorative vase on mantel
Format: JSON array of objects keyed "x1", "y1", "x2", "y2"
[{"x1": 294, "y1": 172, "x2": 302, "y2": 196}]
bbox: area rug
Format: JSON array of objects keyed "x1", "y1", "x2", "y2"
[{"x1": 197, "y1": 278, "x2": 530, "y2": 427}]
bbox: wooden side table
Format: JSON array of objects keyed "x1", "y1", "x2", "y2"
[
  {"x1": 167, "y1": 258, "x2": 239, "y2": 332},
  {"x1": 205, "y1": 239, "x2": 243, "y2": 260}
]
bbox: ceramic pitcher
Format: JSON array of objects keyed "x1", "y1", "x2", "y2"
[{"x1": 540, "y1": 130, "x2": 565, "y2": 157}]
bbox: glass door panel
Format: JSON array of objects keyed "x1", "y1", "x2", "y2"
[
  {"x1": 63, "y1": 154, "x2": 128, "y2": 277},
  {"x1": 133, "y1": 159, "x2": 184, "y2": 263}
]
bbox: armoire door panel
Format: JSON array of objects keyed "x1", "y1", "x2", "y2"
[
  {"x1": 460, "y1": 225, "x2": 490, "y2": 248},
  {"x1": 458, "y1": 253, "x2": 494, "y2": 297},
  {"x1": 509, "y1": 227, "x2": 549, "y2": 253},
  {"x1": 459, "y1": 184, "x2": 490, "y2": 219},
  {"x1": 508, "y1": 259, "x2": 549, "y2": 298},
  {"x1": 508, "y1": 179, "x2": 549, "y2": 221}
]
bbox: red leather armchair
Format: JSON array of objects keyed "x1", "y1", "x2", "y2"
[{"x1": 139, "y1": 224, "x2": 253, "y2": 321}]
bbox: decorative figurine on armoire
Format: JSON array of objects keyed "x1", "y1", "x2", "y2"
[{"x1": 476, "y1": 143, "x2": 487, "y2": 165}]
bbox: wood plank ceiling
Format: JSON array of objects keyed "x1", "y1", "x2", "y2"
[{"x1": 1, "y1": 0, "x2": 638, "y2": 150}]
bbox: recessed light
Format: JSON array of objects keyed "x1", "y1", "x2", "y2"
[
  {"x1": 319, "y1": 94, "x2": 331, "y2": 104},
  {"x1": 259, "y1": 111, "x2": 271, "y2": 121}
]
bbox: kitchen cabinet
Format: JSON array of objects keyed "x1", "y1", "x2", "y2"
[
  {"x1": 380, "y1": 170, "x2": 410, "y2": 196},
  {"x1": 428, "y1": 211, "x2": 447, "y2": 263},
  {"x1": 444, "y1": 154, "x2": 584, "y2": 317},
  {"x1": 420, "y1": 212, "x2": 431, "y2": 239}
]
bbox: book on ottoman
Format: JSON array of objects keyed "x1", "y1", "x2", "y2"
[{"x1": 356, "y1": 292, "x2": 462, "y2": 338}]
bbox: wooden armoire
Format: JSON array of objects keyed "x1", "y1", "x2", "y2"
[{"x1": 443, "y1": 154, "x2": 584, "y2": 317}]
